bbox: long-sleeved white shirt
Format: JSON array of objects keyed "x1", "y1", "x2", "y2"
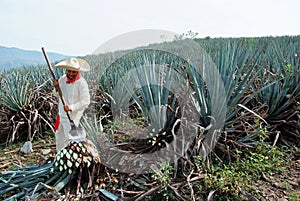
[{"x1": 57, "y1": 74, "x2": 90, "y2": 126}]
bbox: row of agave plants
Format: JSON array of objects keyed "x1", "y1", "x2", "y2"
[
  {"x1": 85, "y1": 35, "x2": 299, "y2": 151},
  {"x1": 0, "y1": 35, "x2": 299, "y2": 200},
  {"x1": 199, "y1": 36, "x2": 299, "y2": 151}
]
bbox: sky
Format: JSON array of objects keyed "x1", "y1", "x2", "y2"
[{"x1": 0, "y1": 0, "x2": 299, "y2": 56}]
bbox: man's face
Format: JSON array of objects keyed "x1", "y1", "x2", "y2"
[{"x1": 66, "y1": 69, "x2": 79, "y2": 79}]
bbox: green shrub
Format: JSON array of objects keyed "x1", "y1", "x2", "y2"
[{"x1": 195, "y1": 145, "x2": 286, "y2": 199}]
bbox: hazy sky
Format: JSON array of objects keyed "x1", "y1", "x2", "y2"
[{"x1": 0, "y1": 0, "x2": 299, "y2": 56}]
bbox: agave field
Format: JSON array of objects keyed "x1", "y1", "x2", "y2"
[{"x1": 0, "y1": 36, "x2": 299, "y2": 200}]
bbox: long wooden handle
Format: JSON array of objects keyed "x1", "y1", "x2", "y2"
[
  {"x1": 41, "y1": 47, "x2": 56, "y2": 80},
  {"x1": 41, "y1": 47, "x2": 74, "y2": 124}
]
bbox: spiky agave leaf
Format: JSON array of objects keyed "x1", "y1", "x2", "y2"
[
  {"x1": 0, "y1": 162, "x2": 64, "y2": 200},
  {"x1": 0, "y1": 139, "x2": 101, "y2": 200}
]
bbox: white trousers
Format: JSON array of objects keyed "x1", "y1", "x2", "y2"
[
  {"x1": 55, "y1": 116, "x2": 87, "y2": 152},
  {"x1": 55, "y1": 118, "x2": 72, "y2": 152}
]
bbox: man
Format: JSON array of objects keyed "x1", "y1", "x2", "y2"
[{"x1": 53, "y1": 58, "x2": 90, "y2": 151}]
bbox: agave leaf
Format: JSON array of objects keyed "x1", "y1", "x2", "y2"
[
  {"x1": 0, "y1": 71, "x2": 34, "y2": 112},
  {"x1": 256, "y1": 37, "x2": 300, "y2": 119},
  {"x1": 53, "y1": 172, "x2": 71, "y2": 192},
  {"x1": 99, "y1": 188, "x2": 124, "y2": 201}
]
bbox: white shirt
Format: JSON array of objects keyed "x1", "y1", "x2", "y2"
[{"x1": 57, "y1": 74, "x2": 90, "y2": 126}]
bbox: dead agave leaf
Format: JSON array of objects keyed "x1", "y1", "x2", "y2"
[{"x1": 41, "y1": 149, "x2": 51, "y2": 155}]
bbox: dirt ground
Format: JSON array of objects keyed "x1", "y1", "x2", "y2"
[{"x1": 0, "y1": 135, "x2": 299, "y2": 200}]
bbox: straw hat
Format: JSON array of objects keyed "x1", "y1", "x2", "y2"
[{"x1": 55, "y1": 58, "x2": 90, "y2": 72}]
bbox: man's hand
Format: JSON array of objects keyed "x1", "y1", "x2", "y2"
[{"x1": 64, "y1": 105, "x2": 72, "y2": 112}]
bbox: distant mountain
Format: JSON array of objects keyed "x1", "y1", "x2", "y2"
[{"x1": 0, "y1": 46, "x2": 70, "y2": 70}]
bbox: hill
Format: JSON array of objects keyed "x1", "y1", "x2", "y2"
[{"x1": 0, "y1": 46, "x2": 70, "y2": 70}]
